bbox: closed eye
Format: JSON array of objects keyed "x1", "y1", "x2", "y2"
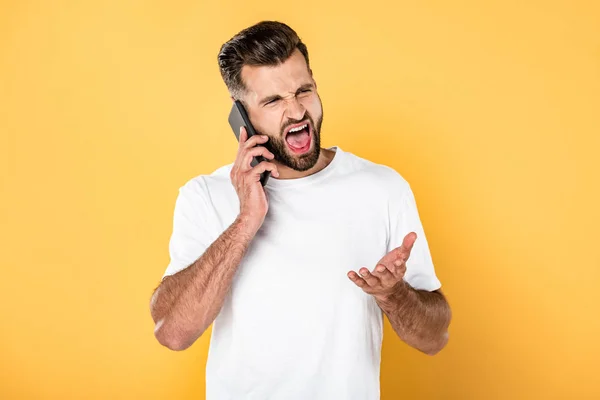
[{"x1": 262, "y1": 86, "x2": 314, "y2": 106}]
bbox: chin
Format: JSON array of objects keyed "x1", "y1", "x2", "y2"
[{"x1": 285, "y1": 135, "x2": 320, "y2": 172}]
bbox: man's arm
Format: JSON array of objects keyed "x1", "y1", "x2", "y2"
[
  {"x1": 151, "y1": 128, "x2": 279, "y2": 351},
  {"x1": 376, "y1": 286, "x2": 451, "y2": 355},
  {"x1": 150, "y1": 214, "x2": 259, "y2": 351},
  {"x1": 348, "y1": 231, "x2": 451, "y2": 355}
]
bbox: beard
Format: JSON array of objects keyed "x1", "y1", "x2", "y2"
[{"x1": 261, "y1": 109, "x2": 323, "y2": 172}]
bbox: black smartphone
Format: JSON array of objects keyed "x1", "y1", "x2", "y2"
[{"x1": 228, "y1": 100, "x2": 271, "y2": 186}]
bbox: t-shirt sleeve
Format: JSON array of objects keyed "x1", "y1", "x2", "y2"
[
  {"x1": 162, "y1": 180, "x2": 215, "y2": 280},
  {"x1": 387, "y1": 181, "x2": 442, "y2": 292}
]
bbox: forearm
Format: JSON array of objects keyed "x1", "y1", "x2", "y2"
[
  {"x1": 376, "y1": 282, "x2": 451, "y2": 355},
  {"x1": 151, "y1": 214, "x2": 259, "y2": 350}
]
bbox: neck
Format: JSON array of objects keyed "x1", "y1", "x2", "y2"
[{"x1": 273, "y1": 147, "x2": 335, "y2": 180}]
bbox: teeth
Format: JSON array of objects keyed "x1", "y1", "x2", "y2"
[{"x1": 288, "y1": 124, "x2": 307, "y2": 133}]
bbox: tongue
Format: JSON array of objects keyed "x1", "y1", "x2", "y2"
[{"x1": 286, "y1": 130, "x2": 310, "y2": 149}]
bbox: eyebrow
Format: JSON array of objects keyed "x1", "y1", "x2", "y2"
[{"x1": 258, "y1": 83, "x2": 315, "y2": 106}]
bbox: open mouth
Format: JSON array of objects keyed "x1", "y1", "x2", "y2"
[{"x1": 284, "y1": 122, "x2": 312, "y2": 154}]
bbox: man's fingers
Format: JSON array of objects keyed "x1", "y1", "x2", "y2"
[
  {"x1": 369, "y1": 232, "x2": 416, "y2": 280},
  {"x1": 393, "y1": 232, "x2": 417, "y2": 261},
  {"x1": 242, "y1": 147, "x2": 275, "y2": 170},
  {"x1": 247, "y1": 161, "x2": 279, "y2": 179},
  {"x1": 247, "y1": 146, "x2": 275, "y2": 160},
  {"x1": 347, "y1": 271, "x2": 367, "y2": 288},
  {"x1": 377, "y1": 232, "x2": 416, "y2": 265},
  {"x1": 358, "y1": 267, "x2": 380, "y2": 287},
  {"x1": 239, "y1": 126, "x2": 248, "y2": 144},
  {"x1": 390, "y1": 261, "x2": 406, "y2": 279},
  {"x1": 235, "y1": 131, "x2": 272, "y2": 172},
  {"x1": 372, "y1": 263, "x2": 395, "y2": 286},
  {"x1": 238, "y1": 127, "x2": 268, "y2": 152},
  {"x1": 403, "y1": 232, "x2": 417, "y2": 253},
  {"x1": 242, "y1": 134, "x2": 269, "y2": 151}
]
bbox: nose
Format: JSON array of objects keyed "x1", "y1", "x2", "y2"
[{"x1": 284, "y1": 97, "x2": 306, "y2": 121}]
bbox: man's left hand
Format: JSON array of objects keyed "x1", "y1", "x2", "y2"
[{"x1": 347, "y1": 232, "x2": 417, "y2": 302}]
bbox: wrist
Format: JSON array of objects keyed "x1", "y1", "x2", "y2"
[
  {"x1": 375, "y1": 279, "x2": 412, "y2": 306},
  {"x1": 236, "y1": 212, "x2": 263, "y2": 236}
]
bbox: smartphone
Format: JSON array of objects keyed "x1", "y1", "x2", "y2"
[{"x1": 228, "y1": 100, "x2": 271, "y2": 186}]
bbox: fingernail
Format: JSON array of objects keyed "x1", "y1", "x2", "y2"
[{"x1": 360, "y1": 270, "x2": 368, "y2": 276}]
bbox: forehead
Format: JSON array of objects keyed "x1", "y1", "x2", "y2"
[{"x1": 240, "y1": 49, "x2": 312, "y2": 103}]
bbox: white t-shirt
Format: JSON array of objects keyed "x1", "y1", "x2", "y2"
[{"x1": 162, "y1": 146, "x2": 442, "y2": 400}]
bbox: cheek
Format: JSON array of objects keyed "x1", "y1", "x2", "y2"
[
  {"x1": 302, "y1": 95, "x2": 322, "y2": 118},
  {"x1": 254, "y1": 112, "x2": 281, "y2": 135}
]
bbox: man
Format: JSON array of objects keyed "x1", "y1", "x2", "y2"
[{"x1": 150, "y1": 20, "x2": 451, "y2": 400}]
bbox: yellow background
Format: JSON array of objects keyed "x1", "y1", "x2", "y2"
[{"x1": 1, "y1": 0, "x2": 599, "y2": 398}]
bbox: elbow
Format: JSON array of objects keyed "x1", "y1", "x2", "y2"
[
  {"x1": 153, "y1": 318, "x2": 206, "y2": 352},
  {"x1": 423, "y1": 331, "x2": 449, "y2": 356},
  {"x1": 424, "y1": 304, "x2": 452, "y2": 356},
  {"x1": 150, "y1": 289, "x2": 194, "y2": 351},
  {"x1": 149, "y1": 287, "x2": 210, "y2": 351},
  {"x1": 154, "y1": 319, "x2": 183, "y2": 351},
  {"x1": 424, "y1": 347, "x2": 443, "y2": 357}
]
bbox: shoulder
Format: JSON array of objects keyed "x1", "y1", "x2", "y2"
[
  {"x1": 177, "y1": 162, "x2": 235, "y2": 199},
  {"x1": 339, "y1": 149, "x2": 411, "y2": 196}
]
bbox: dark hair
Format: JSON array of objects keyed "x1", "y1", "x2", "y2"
[{"x1": 217, "y1": 21, "x2": 310, "y2": 99}]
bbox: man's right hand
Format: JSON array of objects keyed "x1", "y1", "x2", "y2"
[{"x1": 230, "y1": 126, "x2": 279, "y2": 231}]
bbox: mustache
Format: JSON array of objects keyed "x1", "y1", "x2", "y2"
[{"x1": 280, "y1": 114, "x2": 314, "y2": 135}]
